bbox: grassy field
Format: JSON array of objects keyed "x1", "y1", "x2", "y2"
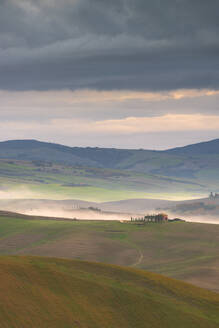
[
  {"x1": 0, "y1": 159, "x2": 208, "y2": 201},
  {"x1": 0, "y1": 256, "x2": 218, "y2": 328},
  {"x1": 0, "y1": 214, "x2": 219, "y2": 292}
]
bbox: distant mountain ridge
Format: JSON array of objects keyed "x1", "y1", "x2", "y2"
[
  {"x1": 0, "y1": 139, "x2": 142, "y2": 167},
  {"x1": 0, "y1": 138, "x2": 219, "y2": 187},
  {"x1": 167, "y1": 138, "x2": 219, "y2": 155},
  {"x1": 1, "y1": 137, "x2": 219, "y2": 149}
]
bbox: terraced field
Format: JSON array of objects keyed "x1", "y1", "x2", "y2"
[{"x1": 0, "y1": 256, "x2": 218, "y2": 328}]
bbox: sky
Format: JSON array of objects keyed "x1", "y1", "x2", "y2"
[{"x1": 0, "y1": 0, "x2": 219, "y2": 149}]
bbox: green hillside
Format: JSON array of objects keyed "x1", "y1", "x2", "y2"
[
  {"x1": 0, "y1": 256, "x2": 218, "y2": 328},
  {"x1": 0, "y1": 159, "x2": 206, "y2": 201},
  {"x1": 0, "y1": 213, "x2": 219, "y2": 292},
  {"x1": 0, "y1": 139, "x2": 219, "y2": 198}
]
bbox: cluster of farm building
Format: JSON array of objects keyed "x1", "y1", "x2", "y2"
[{"x1": 130, "y1": 213, "x2": 184, "y2": 223}]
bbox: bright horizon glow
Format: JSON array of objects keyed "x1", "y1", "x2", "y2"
[{"x1": 0, "y1": 88, "x2": 219, "y2": 150}]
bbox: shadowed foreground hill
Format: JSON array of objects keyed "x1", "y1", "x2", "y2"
[{"x1": 0, "y1": 256, "x2": 218, "y2": 328}]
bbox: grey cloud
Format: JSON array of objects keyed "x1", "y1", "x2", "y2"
[{"x1": 0, "y1": 0, "x2": 219, "y2": 91}]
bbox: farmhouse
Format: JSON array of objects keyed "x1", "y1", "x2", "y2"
[{"x1": 131, "y1": 213, "x2": 168, "y2": 223}]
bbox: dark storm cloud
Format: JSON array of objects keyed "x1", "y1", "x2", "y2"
[{"x1": 0, "y1": 0, "x2": 219, "y2": 91}]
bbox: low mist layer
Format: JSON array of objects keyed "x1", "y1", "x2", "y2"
[{"x1": 0, "y1": 195, "x2": 219, "y2": 224}]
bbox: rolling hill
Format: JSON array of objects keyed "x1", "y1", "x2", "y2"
[
  {"x1": 0, "y1": 138, "x2": 219, "y2": 200},
  {"x1": 162, "y1": 196, "x2": 219, "y2": 219},
  {"x1": 0, "y1": 213, "x2": 219, "y2": 292},
  {"x1": 0, "y1": 256, "x2": 218, "y2": 328},
  {"x1": 0, "y1": 158, "x2": 207, "y2": 201},
  {"x1": 168, "y1": 138, "x2": 219, "y2": 155},
  {"x1": 0, "y1": 138, "x2": 218, "y2": 175}
]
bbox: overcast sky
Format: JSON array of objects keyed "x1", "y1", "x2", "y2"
[{"x1": 0, "y1": 0, "x2": 219, "y2": 149}]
